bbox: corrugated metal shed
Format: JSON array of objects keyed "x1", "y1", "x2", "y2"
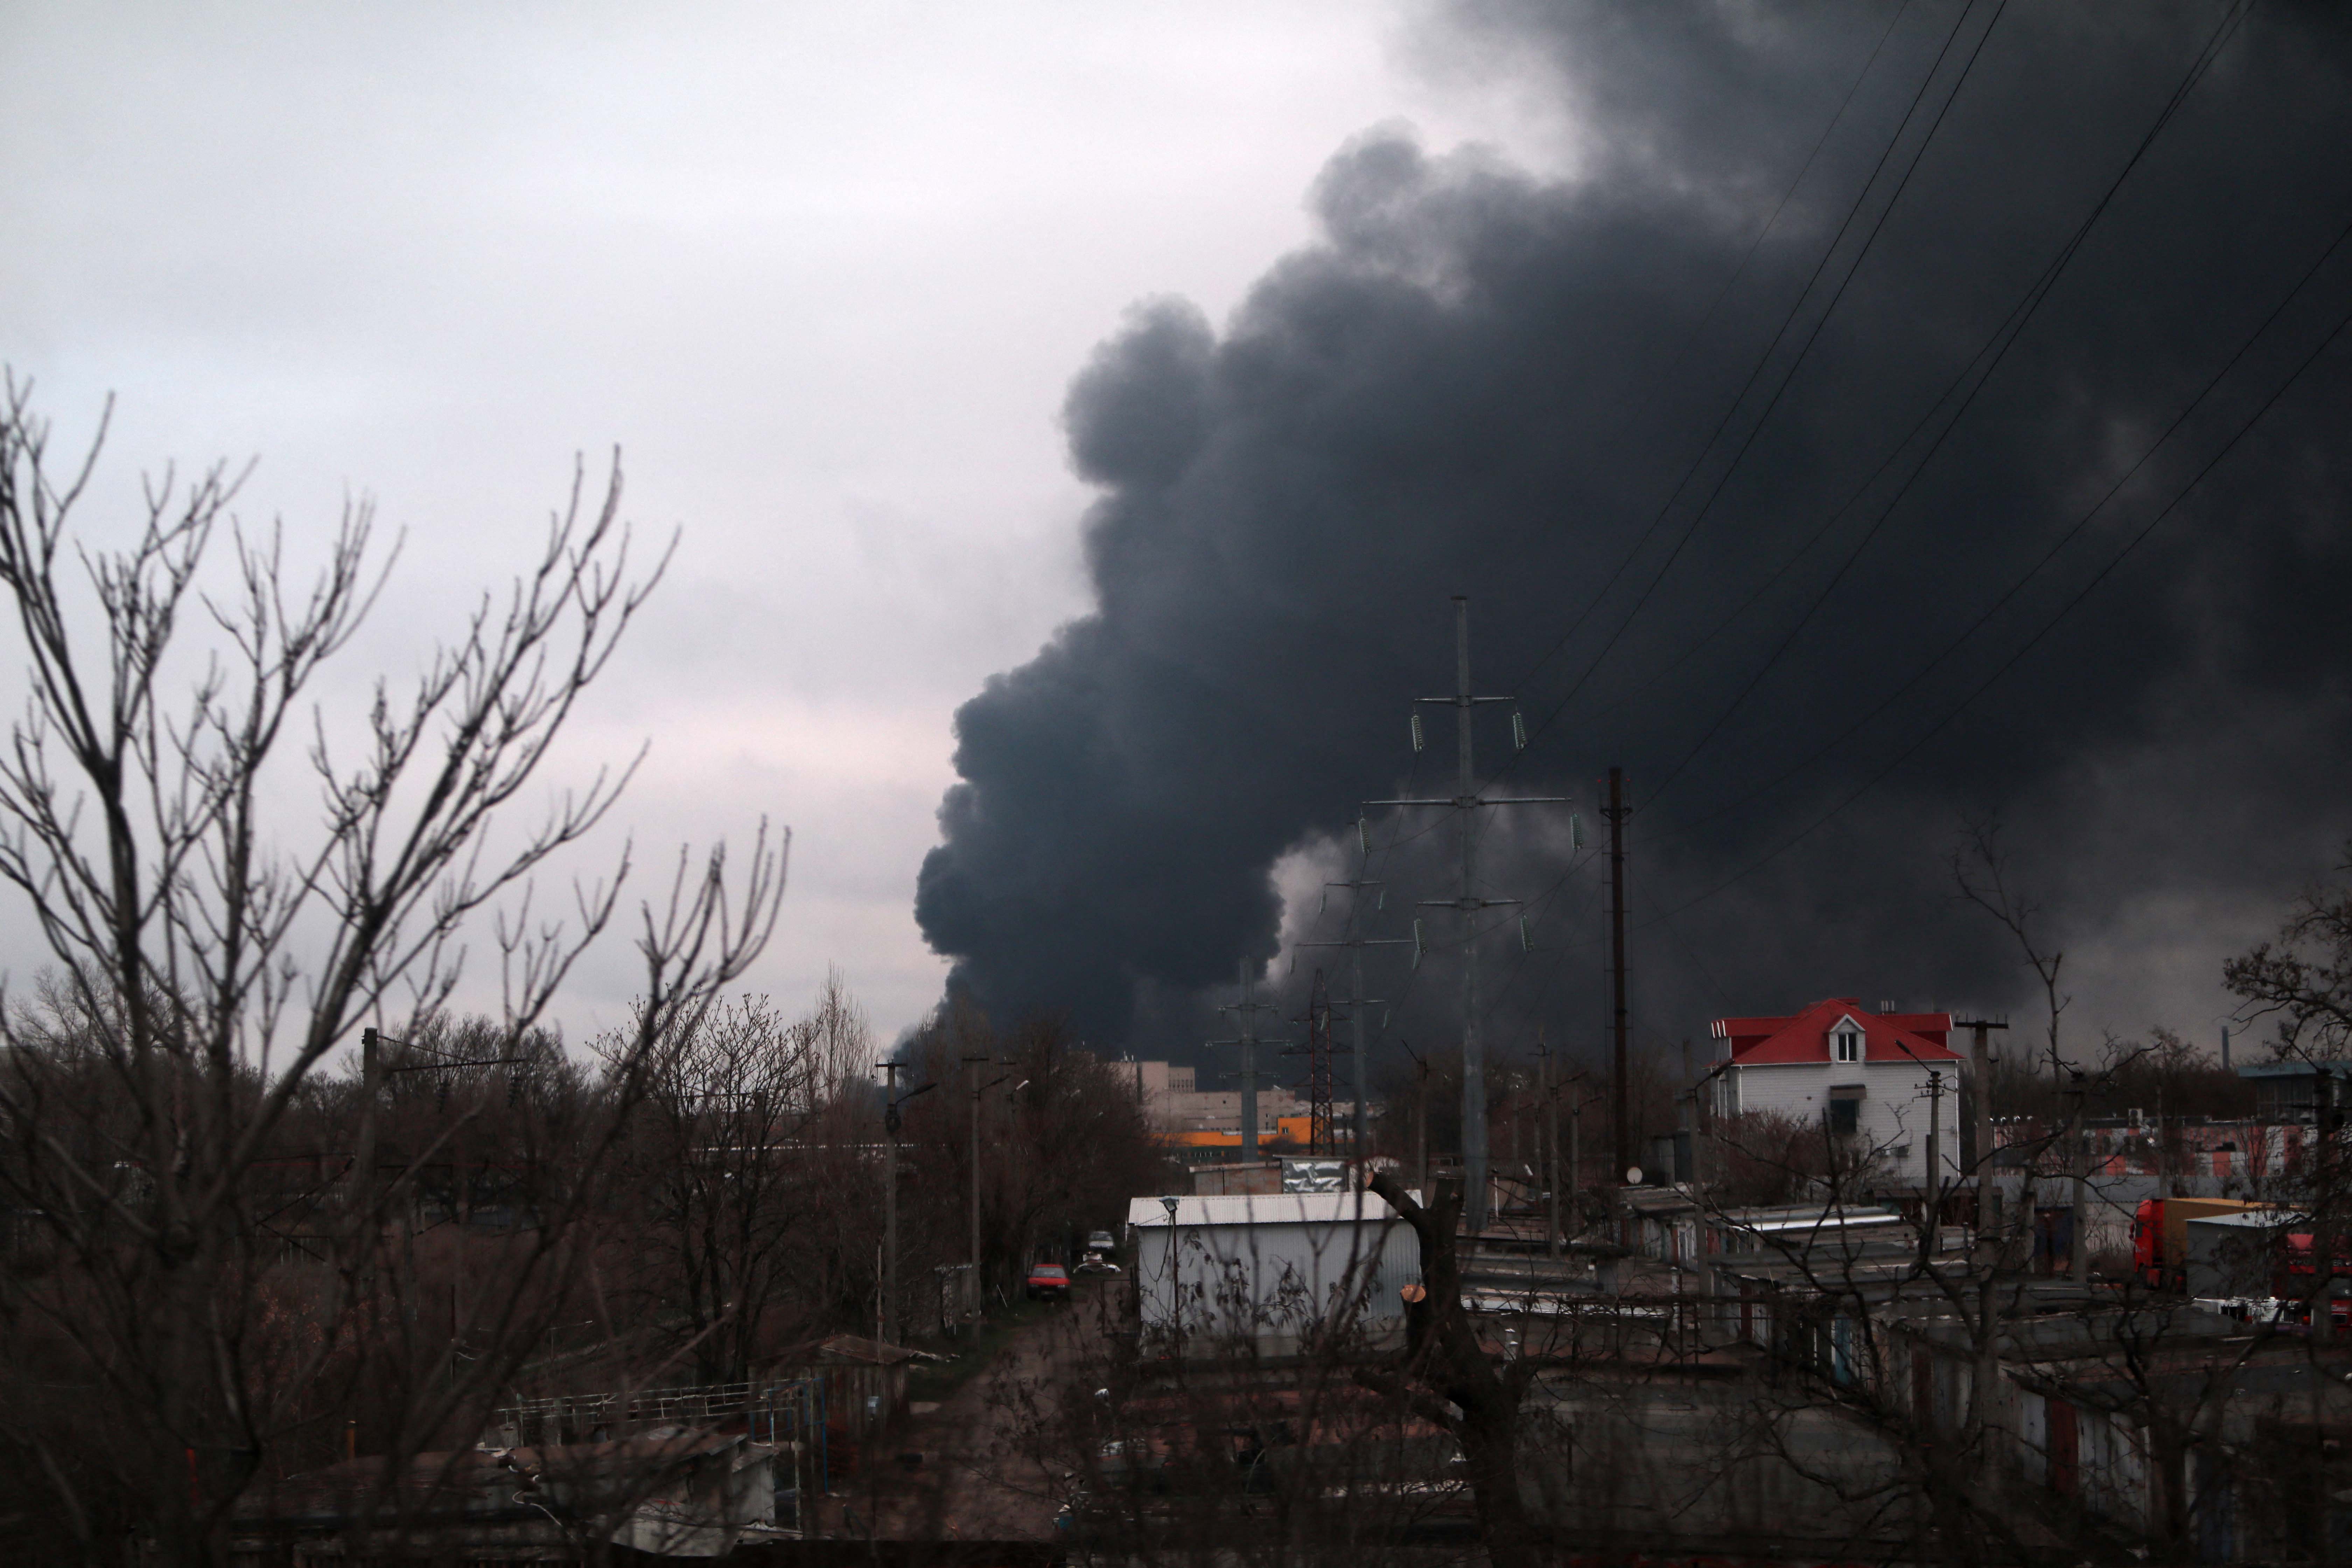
[
  {"x1": 1127, "y1": 1192, "x2": 1417, "y2": 1229},
  {"x1": 1126, "y1": 1191, "x2": 1423, "y2": 1355}
]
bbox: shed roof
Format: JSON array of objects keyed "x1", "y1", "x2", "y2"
[
  {"x1": 2184, "y1": 1209, "x2": 2309, "y2": 1231},
  {"x1": 1128, "y1": 1192, "x2": 1414, "y2": 1228}
]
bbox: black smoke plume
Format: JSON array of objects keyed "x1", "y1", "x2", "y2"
[{"x1": 916, "y1": 2, "x2": 2352, "y2": 1079}]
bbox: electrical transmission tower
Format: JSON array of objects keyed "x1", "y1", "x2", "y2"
[
  {"x1": 1288, "y1": 969, "x2": 1337, "y2": 1155},
  {"x1": 1297, "y1": 819, "x2": 1412, "y2": 1188},
  {"x1": 1367, "y1": 596, "x2": 1568, "y2": 1233},
  {"x1": 1209, "y1": 960, "x2": 1289, "y2": 1164}
]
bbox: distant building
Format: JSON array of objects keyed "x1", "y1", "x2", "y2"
[
  {"x1": 1129, "y1": 1058, "x2": 1349, "y2": 1139},
  {"x1": 1709, "y1": 999, "x2": 1965, "y2": 1189},
  {"x1": 2235, "y1": 1058, "x2": 2352, "y2": 1123}
]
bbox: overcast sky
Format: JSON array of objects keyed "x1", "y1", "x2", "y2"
[
  {"x1": 0, "y1": 1, "x2": 1560, "y2": 1045},
  {"x1": 9, "y1": 5, "x2": 2348, "y2": 1074}
]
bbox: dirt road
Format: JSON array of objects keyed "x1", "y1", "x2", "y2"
[{"x1": 830, "y1": 1286, "x2": 1119, "y2": 1542}]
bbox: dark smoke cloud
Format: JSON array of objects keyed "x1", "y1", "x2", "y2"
[{"x1": 916, "y1": 1, "x2": 2352, "y2": 1072}]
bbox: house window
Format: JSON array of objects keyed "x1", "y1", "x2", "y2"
[
  {"x1": 1834, "y1": 1026, "x2": 1862, "y2": 1063},
  {"x1": 1828, "y1": 1098, "x2": 1861, "y2": 1138}
]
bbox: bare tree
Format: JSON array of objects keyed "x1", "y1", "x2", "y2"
[
  {"x1": 0, "y1": 384, "x2": 784, "y2": 1565},
  {"x1": 2227, "y1": 839, "x2": 2352, "y2": 1061},
  {"x1": 609, "y1": 979, "x2": 873, "y2": 1384},
  {"x1": 1365, "y1": 1169, "x2": 1541, "y2": 1568}
]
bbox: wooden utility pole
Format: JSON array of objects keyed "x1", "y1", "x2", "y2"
[{"x1": 1605, "y1": 766, "x2": 1630, "y2": 1183}]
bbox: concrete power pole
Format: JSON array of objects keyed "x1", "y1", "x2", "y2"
[
  {"x1": 1536, "y1": 1036, "x2": 1561, "y2": 1258},
  {"x1": 961, "y1": 1055, "x2": 1001, "y2": 1272},
  {"x1": 878, "y1": 1063, "x2": 936, "y2": 1345},
  {"x1": 1957, "y1": 1016, "x2": 2007, "y2": 1250},
  {"x1": 882, "y1": 1060, "x2": 900, "y2": 1347},
  {"x1": 1926, "y1": 1070, "x2": 1943, "y2": 1231},
  {"x1": 1210, "y1": 961, "x2": 1287, "y2": 1165},
  {"x1": 1367, "y1": 596, "x2": 1566, "y2": 1233},
  {"x1": 1606, "y1": 766, "x2": 1631, "y2": 1187},
  {"x1": 2065, "y1": 1069, "x2": 2090, "y2": 1285}
]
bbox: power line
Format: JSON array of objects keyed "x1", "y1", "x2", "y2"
[
  {"x1": 1646, "y1": 282, "x2": 2352, "y2": 925},
  {"x1": 1636, "y1": 0, "x2": 2255, "y2": 808},
  {"x1": 1573, "y1": 0, "x2": 1922, "y2": 512},
  {"x1": 1647, "y1": 187, "x2": 2352, "y2": 851},
  {"x1": 1504, "y1": 0, "x2": 2003, "y2": 757}
]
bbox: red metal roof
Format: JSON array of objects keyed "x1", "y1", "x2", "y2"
[{"x1": 1710, "y1": 997, "x2": 1960, "y2": 1065}]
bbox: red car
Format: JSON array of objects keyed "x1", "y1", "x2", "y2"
[{"x1": 1026, "y1": 1262, "x2": 1071, "y2": 1301}]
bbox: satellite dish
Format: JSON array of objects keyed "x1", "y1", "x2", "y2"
[{"x1": 1624, "y1": 1165, "x2": 1644, "y2": 1185}]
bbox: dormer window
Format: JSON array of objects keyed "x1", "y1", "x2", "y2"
[{"x1": 1833, "y1": 1023, "x2": 1863, "y2": 1064}]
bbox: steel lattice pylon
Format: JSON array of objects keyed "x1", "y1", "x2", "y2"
[{"x1": 1289, "y1": 968, "x2": 1336, "y2": 1155}]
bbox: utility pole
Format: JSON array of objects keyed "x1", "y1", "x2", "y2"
[
  {"x1": 1566, "y1": 1078, "x2": 1602, "y2": 1247},
  {"x1": 882, "y1": 1061, "x2": 900, "y2": 1348},
  {"x1": 2065, "y1": 1068, "x2": 2089, "y2": 1285},
  {"x1": 878, "y1": 1065, "x2": 938, "y2": 1346},
  {"x1": 1401, "y1": 1042, "x2": 1431, "y2": 1197},
  {"x1": 1418, "y1": 1062, "x2": 1430, "y2": 1197},
  {"x1": 1567, "y1": 1085, "x2": 1580, "y2": 1228},
  {"x1": 357, "y1": 1027, "x2": 382, "y2": 1214},
  {"x1": 1367, "y1": 597, "x2": 1567, "y2": 1232},
  {"x1": 2316, "y1": 1072, "x2": 2339, "y2": 1342},
  {"x1": 1606, "y1": 766, "x2": 1631, "y2": 1187},
  {"x1": 1210, "y1": 961, "x2": 1286, "y2": 1165},
  {"x1": 1536, "y1": 1036, "x2": 1563, "y2": 1259},
  {"x1": 961, "y1": 1055, "x2": 1005, "y2": 1273},
  {"x1": 1956, "y1": 1016, "x2": 2007, "y2": 1251},
  {"x1": 1925, "y1": 1070, "x2": 1943, "y2": 1232},
  {"x1": 964, "y1": 1057, "x2": 986, "y2": 1272}
]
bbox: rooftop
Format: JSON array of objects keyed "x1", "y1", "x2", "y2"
[
  {"x1": 1713, "y1": 997, "x2": 1963, "y2": 1066},
  {"x1": 1128, "y1": 1191, "x2": 1415, "y2": 1228}
]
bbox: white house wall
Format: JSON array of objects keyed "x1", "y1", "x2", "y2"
[{"x1": 1726, "y1": 1061, "x2": 1966, "y2": 1186}]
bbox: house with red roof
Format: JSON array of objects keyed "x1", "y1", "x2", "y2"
[{"x1": 1709, "y1": 999, "x2": 1966, "y2": 1190}]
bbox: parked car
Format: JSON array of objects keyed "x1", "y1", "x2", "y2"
[
  {"x1": 1026, "y1": 1262, "x2": 1071, "y2": 1301},
  {"x1": 1074, "y1": 1251, "x2": 1121, "y2": 1276},
  {"x1": 1086, "y1": 1229, "x2": 1118, "y2": 1253}
]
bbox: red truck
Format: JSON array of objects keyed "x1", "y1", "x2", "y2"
[{"x1": 2133, "y1": 1198, "x2": 2263, "y2": 1290}]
